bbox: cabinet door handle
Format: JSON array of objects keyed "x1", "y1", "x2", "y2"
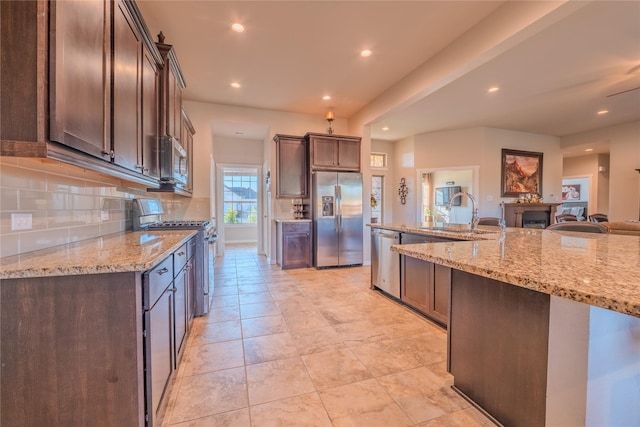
[
  {"x1": 157, "y1": 267, "x2": 169, "y2": 275},
  {"x1": 177, "y1": 251, "x2": 185, "y2": 256}
]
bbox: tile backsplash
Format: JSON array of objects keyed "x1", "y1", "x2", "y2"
[{"x1": 0, "y1": 157, "x2": 210, "y2": 257}]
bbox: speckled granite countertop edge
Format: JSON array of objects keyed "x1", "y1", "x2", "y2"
[{"x1": 0, "y1": 230, "x2": 197, "y2": 279}]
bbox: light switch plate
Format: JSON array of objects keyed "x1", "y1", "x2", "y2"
[
  {"x1": 11, "y1": 213, "x2": 32, "y2": 231},
  {"x1": 100, "y1": 211, "x2": 109, "y2": 221}
]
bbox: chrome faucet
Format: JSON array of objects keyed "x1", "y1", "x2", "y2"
[{"x1": 446, "y1": 191, "x2": 480, "y2": 230}]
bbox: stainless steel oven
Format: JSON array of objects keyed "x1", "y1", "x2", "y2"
[{"x1": 132, "y1": 199, "x2": 215, "y2": 316}]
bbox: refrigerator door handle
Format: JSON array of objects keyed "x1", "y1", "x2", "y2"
[{"x1": 336, "y1": 185, "x2": 342, "y2": 231}]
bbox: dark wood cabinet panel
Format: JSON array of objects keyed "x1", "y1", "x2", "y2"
[
  {"x1": 157, "y1": 36, "x2": 186, "y2": 141},
  {"x1": 277, "y1": 221, "x2": 312, "y2": 269},
  {"x1": 311, "y1": 137, "x2": 338, "y2": 168},
  {"x1": 49, "y1": 0, "x2": 111, "y2": 160},
  {"x1": 431, "y1": 264, "x2": 451, "y2": 325},
  {"x1": 448, "y1": 270, "x2": 550, "y2": 427},
  {"x1": 337, "y1": 138, "x2": 361, "y2": 169},
  {"x1": 113, "y1": 0, "x2": 142, "y2": 172},
  {"x1": 145, "y1": 285, "x2": 173, "y2": 426},
  {"x1": 142, "y1": 46, "x2": 161, "y2": 179},
  {"x1": 401, "y1": 253, "x2": 451, "y2": 327},
  {"x1": 1, "y1": 273, "x2": 144, "y2": 427},
  {"x1": 181, "y1": 109, "x2": 196, "y2": 193},
  {"x1": 305, "y1": 133, "x2": 361, "y2": 172},
  {"x1": 174, "y1": 267, "x2": 188, "y2": 365},
  {"x1": 401, "y1": 255, "x2": 432, "y2": 314},
  {"x1": 274, "y1": 134, "x2": 308, "y2": 198},
  {"x1": 0, "y1": 0, "x2": 46, "y2": 146}
]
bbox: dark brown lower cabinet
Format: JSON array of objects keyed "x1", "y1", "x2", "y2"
[
  {"x1": 1, "y1": 240, "x2": 197, "y2": 427},
  {"x1": 400, "y1": 255, "x2": 451, "y2": 327},
  {"x1": 1, "y1": 273, "x2": 144, "y2": 427},
  {"x1": 277, "y1": 221, "x2": 312, "y2": 269},
  {"x1": 448, "y1": 269, "x2": 550, "y2": 427}
]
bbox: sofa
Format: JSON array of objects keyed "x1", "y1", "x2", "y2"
[{"x1": 556, "y1": 206, "x2": 586, "y2": 221}]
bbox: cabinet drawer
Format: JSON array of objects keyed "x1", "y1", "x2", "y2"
[
  {"x1": 174, "y1": 243, "x2": 188, "y2": 274},
  {"x1": 144, "y1": 255, "x2": 174, "y2": 310},
  {"x1": 283, "y1": 222, "x2": 311, "y2": 234}
]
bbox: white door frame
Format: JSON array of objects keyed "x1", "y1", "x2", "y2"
[
  {"x1": 216, "y1": 163, "x2": 263, "y2": 257},
  {"x1": 416, "y1": 166, "x2": 480, "y2": 223}
]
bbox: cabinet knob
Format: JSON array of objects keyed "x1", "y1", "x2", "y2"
[{"x1": 178, "y1": 251, "x2": 185, "y2": 256}]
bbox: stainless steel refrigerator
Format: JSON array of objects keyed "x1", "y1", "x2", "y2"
[{"x1": 312, "y1": 171, "x2": 363, "y2": 268}]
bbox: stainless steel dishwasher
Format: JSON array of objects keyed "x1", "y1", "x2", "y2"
[{"x1": 371, "y1": 228, "x2": 401, "y2": 298}]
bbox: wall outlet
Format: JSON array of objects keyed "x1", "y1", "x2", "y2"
[
  {"x1": 100, "y1": 211, "x2": 109, "y2": 221},
  {"x1": 11, "y1": 213, "x2": 32, "y2": 231}
]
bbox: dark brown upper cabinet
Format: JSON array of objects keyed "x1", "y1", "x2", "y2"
[
  {"x1": 274, "y1": 134, "x2": 308, "y2": 198},
  {"x1": 305, "y1": 133, "x2": 361, "y2": 172},
  {"x1": 49, "y1": 0, "x2": 112, "y2": 161},
  {"x1": 0, "y1": 0, "x2": 163, "y2": 187},
  {"x1": 181, "y1": 109, "x2": 196, "y2": 194},
  {"x1": 156, "y1": 33, "x2": 186, "y2": 142}
]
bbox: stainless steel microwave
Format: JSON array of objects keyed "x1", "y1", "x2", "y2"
[{"x1": 159, "y1": 136, "x2": 188, "y2": 186}]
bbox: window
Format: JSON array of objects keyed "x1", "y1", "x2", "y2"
[
  {"x1": 370, "y1": 152, "x2": 387, "y2": 169},
  {"x1": 371, "y1": 175, "x2": 383, "y2": 221},
  {"x1": 223, "y1": 169, "x2": 258, "y2": 224}
]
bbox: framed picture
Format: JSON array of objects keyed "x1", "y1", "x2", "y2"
[
  {"x1": 501, "y1": 149, "x2": 543, "y2": 197},
  {"x1": 562, "y1": 184, "x2": 581, "y2": 201}
]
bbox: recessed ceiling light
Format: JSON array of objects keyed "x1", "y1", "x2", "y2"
[
  {"x1": 585, "y1": 148, "x2": 594, "y2": 152},
  {"x1": 231, "y1": 23, "x2": 245, "y2": 33},
  {"x1": 382, "y1": 126, "x2": 389, "y2": 131},
  {"x1": 230, "y1": 82, "x2": 241, "y2": 89},
  {"x1": 322, "y1": 95, "x2": 331, "y2": 101},
  {"x1": 234, "y1": 131, "x2": 245, "y2": 135},
  {"x1": 360, "y1": 49, "x2": 372, "y2": 58},
  {"x1": 487, "y1": 86, "x2": 500, "y2": 93},
  {"x1": 597, "y1": 109, "x2": 609, "y2": 115}
]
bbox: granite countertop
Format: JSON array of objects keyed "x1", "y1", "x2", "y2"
[
  {"x1": 274, "y1": 218, "x2": 312, "y2": 223},
  {"x1": 0, "y1": 230, "x2": 197, "y2": 279},
  {"x1": 391, "y1": 228, "x2": 640, "y2": 317},
  {"x1": 369, "y1": 222, "x2": 503, "y2": 241}
]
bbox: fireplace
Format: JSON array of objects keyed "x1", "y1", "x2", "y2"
[
  {"x1": 502, "y1": 202, "x2": 562, "y2": 228},
  {"x1": 522, "y1": 211, "x2": 549, "y2": 229}
]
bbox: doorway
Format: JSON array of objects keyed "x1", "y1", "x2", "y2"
[
  {"x1": 216, "y1": 164, "x2": 263, "y2": 257},
  {"x1": 417, "y1": 167, "x2": 479, "y2": 225}
]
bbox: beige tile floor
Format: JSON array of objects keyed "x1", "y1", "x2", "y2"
[{"x1": 161, "y1": 243, "x2": 494, "y2": 427}]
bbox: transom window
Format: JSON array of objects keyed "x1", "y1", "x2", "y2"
[{"x1": 370, "y1": 152, "x2": 387, "y2": 169}]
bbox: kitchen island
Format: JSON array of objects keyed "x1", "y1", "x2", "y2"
[
  {"x1": 391, "y1": 226, "x2": 640, "y2": 427},
  {"x1": 0, "y1": 230, "x2": 197, "y2": 427}
]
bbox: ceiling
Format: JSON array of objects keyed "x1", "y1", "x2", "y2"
[{"x1": 137, "y1": 1, "x2": 640, "y2": 153}]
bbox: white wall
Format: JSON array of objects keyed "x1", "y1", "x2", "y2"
[
  {"x1": 561, "y1": 121, "x2": 640, "y2": 221},
  {"x1": 389, "y1": 127, "x2": 563, "y2": 224},
  {"x1": 392, "y1": 136, "x2": 416, "y2": 225},
  {"x1": 562, "y1": 154, "x2": 609, "y2": 215}
]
